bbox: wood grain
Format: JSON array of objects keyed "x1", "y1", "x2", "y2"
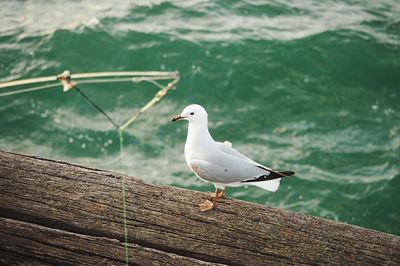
[{"x1": 0, "y1": 150, "x2": 399, "y2": 265}]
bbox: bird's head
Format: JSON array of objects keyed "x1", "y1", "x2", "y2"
[{"x1": 171, "y1": 104, "x2": 208, "y2": 124}]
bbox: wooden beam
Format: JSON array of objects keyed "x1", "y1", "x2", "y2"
[{"x1": 0, "y1": 150, "x2": 399, "y2": 265}]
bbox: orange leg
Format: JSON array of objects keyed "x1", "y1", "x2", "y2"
[
  {"x1": 212, "y1": 187, "x2": 219, "y2": 208},
  {"x1": 207, "y1": 187, "x2": 225, "y2": 198}
]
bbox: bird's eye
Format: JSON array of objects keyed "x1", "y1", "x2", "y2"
[{"x1": 190, "y1": 112, "x2": 194, "y2": 115}]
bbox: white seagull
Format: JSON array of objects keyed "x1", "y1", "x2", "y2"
[{"x1": 172, "y1": 104, "x2": 294, "y2": 211}]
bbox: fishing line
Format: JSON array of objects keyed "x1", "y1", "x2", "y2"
[
  {"x1": 70, "y1": 75, "x2": 180, "y2": 266},
  {"x1": 61, "y1": 81, "x2": 130, "y2": 264},
  {"x1": 118, "y1": 129, "x2": 129, "y2": 265},
  {"x1": 1, "y1": 70, "x2": 180, "y2": 265},
  {"x1": 74, "y1": 86, "x2": 130, "y2": 265},
  {"x1": 74, "y1": 87, "x2": 120, "y2": 129}
]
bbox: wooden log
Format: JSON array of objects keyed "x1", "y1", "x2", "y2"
[{"x1": 0, "y1": 149, "x2": 399, "y2": 265}]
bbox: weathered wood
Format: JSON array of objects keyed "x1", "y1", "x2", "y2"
[
  {"x1": 0, "y1": 150, "x2": 399, "y2": 265},
  {"x1": 0, "y1": 217, "x2": 213, "y2": 266}
]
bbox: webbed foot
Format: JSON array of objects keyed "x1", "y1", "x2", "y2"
[{"x1": 199, "y1": 200, "x2": 215, "y2": 211}]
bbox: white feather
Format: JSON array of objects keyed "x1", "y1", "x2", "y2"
[
  {"x1": 250, "y1": 178, "x2": 281, "y2": 192},
  {"x1": 176, "y1": 104, "x2": 290, "y2": 194}
]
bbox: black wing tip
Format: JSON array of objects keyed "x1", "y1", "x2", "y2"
[
  {"x1": 242, "y1": 167, "x2": 295, "y2": 183},
  {"x1": 279, "y1": 171, "x2": 295, "y2": 176},
  {"x1": 242, "y1": 171, "x2": 285, "y2": 183}
]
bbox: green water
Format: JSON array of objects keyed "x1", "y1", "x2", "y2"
[{"x1": 1, "y1": 1, "x2": 399, "y2": 236}]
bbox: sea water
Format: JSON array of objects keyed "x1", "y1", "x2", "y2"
[{"x1": 0, "y1": 0, "x2": 399, "y2": 235}]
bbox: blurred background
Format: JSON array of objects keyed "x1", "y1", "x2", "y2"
[{"x1": 1, "y1": 0, "x2": 399, "y2": 235}]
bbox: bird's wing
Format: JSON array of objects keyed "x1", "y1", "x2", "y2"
[
  {"x1": 188, "y1": 157, "x2": 281, "y2": 191},
  {"x1": 215, "y1": 140, "x2": 294, "y2": 179},
  {"x1": 216, "y1": 141, "x2": 259, "y2": 164},
  {"x1": 188, "y1": 155, "x2": 263, "y2": 184},
  {"x1": 216, "y1": 141, "x2": 274, "y2": 171},
  {"x1": 189, "y1": 142, "x2": 281, "y2": 182}
]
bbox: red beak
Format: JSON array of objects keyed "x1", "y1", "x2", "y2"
[{"x1": 171, "y1": 115, "x2": 184, "y2": 122}]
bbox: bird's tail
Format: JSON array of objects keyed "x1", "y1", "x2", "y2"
[
  {"x1": 252, "y1": 179, "x2": 281, "y2": 192},
  {"x1": 250, "y1": 171, "x2": 294, "y2": 192}
]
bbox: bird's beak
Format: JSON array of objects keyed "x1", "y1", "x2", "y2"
[{"x1": 171, "y1": 115, "x2": 185, "y2": 122}]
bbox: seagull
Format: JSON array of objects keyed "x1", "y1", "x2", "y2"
[{"x1": 171, "y1": 104, "x2": 295, "y2": 211}]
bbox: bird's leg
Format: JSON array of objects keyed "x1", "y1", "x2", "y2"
[
  {"x1": 207, "y1": 186, "x2": 225, "y2": 198},
  {"x1": 207, "y1": 191, "x2": 222, "y2": 198},
  {"x1": 212, "y1": 187, "x2": 219, "y2": 207},
  {"x1": 199, "y1": 187, "x2": 219, "y2": 211}
]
